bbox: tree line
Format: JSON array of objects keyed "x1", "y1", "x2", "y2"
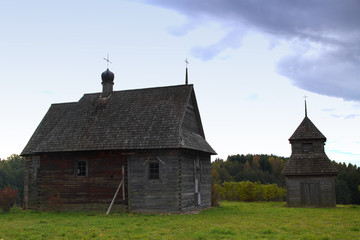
[
  {"x1": 212, "y1": 154, "x2": 286, "y2": 187},
  {"x1": 0, "y1": 154, "x2": 24, "y2": 204},
  {"x1": 212, "y1": 154, "x2": 360, "y2": 204}
]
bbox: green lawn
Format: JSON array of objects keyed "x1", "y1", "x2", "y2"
[{"x1": 0, "y1": 202, "x2": 359, "y2": 240}]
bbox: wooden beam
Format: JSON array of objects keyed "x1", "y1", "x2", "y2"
[{"x1": 106, "y1": 179, "x2": 123, "y2": 215}]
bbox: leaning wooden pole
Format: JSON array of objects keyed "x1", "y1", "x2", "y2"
[{"x1": 106, "y1": 166, "x2": 125, "y2": 215}]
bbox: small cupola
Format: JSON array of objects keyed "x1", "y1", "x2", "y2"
[{"x1": 101, "y1": 68, "x2": 114, "y2": 96}]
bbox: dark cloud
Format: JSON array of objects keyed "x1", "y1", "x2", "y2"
[{"x1": 142, "y1": 0, "x2": 360, "y2": 101}]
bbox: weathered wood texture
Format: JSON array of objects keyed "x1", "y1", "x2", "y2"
[
  {"x1": 24, "y1": 148, "x2": 212, "y2": 213},
  {"x1": 198, "y1": 153, "x2": 211, "y2": 207},
  {"x1": 128, "y1": 150, "x2": 180, "y2": 213},
  {"x1": 181, "y1": 94, "x2": 202, "y2": 136},
  {"x1": 285, "y1": 176, "x2": 336, "y2": 207},
  {"x1": 24, "y1": 151, "x2": 128, "y2": 212},
  {"x1": 291, "y1": 140, "x2": 325, "y2": 154},
  {"x1": 283, "y1": 115, "x2": 338, "y2": 208},
  {"x1": 22, "y1": 84, "x2": 216, "y2": 213},
  {"x1": 23, "y1": 155, "x2": 40, "y2": 209},
  {"x1": 128, "y1": 149, "x2": 211, "y2": 213},
  {"x1": 180, "y1": 152, "x2": 211, "y2": 211}
]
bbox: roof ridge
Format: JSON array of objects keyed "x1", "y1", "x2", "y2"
[{"x1": 83, "y1": 84, "x2": 194, "y2": 96}]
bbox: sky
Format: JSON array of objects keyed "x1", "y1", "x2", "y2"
[{"x1": 0, "y1": 0, "x2": 359, "y2": 165}]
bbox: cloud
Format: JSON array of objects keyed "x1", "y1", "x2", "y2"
[
  {"x1": 345, "y1": 114, "x2": 360, "y2": 120},
  {"x1": 142, "y1": 0, "x2": 360, "y2": 101},
  {"x1": 329, "y1": 149, "x2": 360, "y2": 156},
  {"x1": 330, "y1": 114, "x2": 343, "y2": 119},
  {"x1": 192, "y1": 29, "x2": 246, "y2": 60},
  {"x1": 329, "y1": 113, "x2": 360, "y2": 119}
]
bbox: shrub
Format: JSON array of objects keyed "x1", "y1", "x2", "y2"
[
  {"x1": 0, "y1": 186, "x2": 18, "y2": 211},
  {"x1": 220, "y1": 181, "x2": 286, "y2": 202},
  {"x1": 238, "y1": 181, "x2": 262, "y2": 202},
  {"x1": 221, "y1": 182, "x2": 240, "y2": 201},
  {"x1": 262, "y1": 184, "x2": 286, "y2": 201},
  {"x1": 211, "y1": 183, "x2": 221, "y2": 206}
]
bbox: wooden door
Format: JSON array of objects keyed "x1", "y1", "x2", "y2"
[{"x1": 302, "y1": 182, "x2": 319, "y2": 205}]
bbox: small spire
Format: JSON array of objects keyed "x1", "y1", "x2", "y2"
[
  {"x1": 304, "y1": 95, "x2": 308, "y2": 117},
  {"x1": 185, "y1": 58, "x2": 189, "y2": 85}
]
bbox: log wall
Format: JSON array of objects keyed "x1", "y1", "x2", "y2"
[
  {"x1": 286, "y1": 175, "x2": 336, "y2": 207},
  {"x1": 23, "y1": 155, "x2": 40, "y2": 209},
  {"x1": 180, "y1": 152, "x2": 211, "y2": 211},
  {"x1": 24, "y1": 149, "x2": 211, "y2": 213},
  {"x1": 128, "y1": 150, "x2": 181, "y2": 213},
  {"x1": 36, "y1": 151, "x2": 127, "y2": 212},
  {"x1": 128, "y1": 149, "x2": 211, "y2": 213}
]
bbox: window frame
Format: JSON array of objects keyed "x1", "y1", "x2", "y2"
[
  {"x1": 148, "y1": 161, "x2": 160, "y2": 180},
  {"x1": 77, "y1": 160, "x2": 88, "y2": 177}
]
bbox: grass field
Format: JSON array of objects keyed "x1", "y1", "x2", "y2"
[{"x1": 0, "y1": 201, "x2": 359, "y2": 240}]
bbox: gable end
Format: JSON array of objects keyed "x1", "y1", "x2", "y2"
[{"x1": 181, "y1": 88, "x2": 205, "y2": 138}]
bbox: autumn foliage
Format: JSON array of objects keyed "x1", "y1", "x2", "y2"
[
  {"x1": 220, "y1": 181, "x2": 286, "y2": 202},
  {"x1": 0, "y1": 186, "x2": 18, "y2": 211}
]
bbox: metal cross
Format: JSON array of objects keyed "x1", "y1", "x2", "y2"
[
  {"x1": 185, "y1": 58, "x2": 189, "y2": 68},
  {"x1": 103, "y1": 53, "x2": 112, "y2": 67}
]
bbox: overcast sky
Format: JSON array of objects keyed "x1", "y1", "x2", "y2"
[{"x1": 0, "y1": 0, "x2": 359, "y2": 165}]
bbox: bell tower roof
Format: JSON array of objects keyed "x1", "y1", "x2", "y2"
[
  {"x1": 289, "y1": 116, "x2": 326, "y2": 141},
  {"x1": 289, "y1": 100, "x2": 326, "y2": 141}
]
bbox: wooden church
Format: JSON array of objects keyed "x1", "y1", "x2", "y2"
[
  {"x1": 21, "y1": 66, "x2": 216, "y2": 213},
  {"x1": 282, "y1": 102, "x2": 338, "y2": 207}
]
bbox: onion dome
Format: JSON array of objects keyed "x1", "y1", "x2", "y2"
[{"x1": 101, "y1": 68, "x2": 114, "y2": 83}]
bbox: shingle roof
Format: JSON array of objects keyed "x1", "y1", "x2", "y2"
[
  {"x1": 283, "y1": 115, "x2": 338, "y2": 176},
  {"x1": 21, "y1": 84, "x2": 216, "y2": 155},
  {"x1": 289, "y1": 117, "x2": 326, "y2": 141},
  {"x1": 282, "y1": 153, "x2": 338, "y2": 175}
]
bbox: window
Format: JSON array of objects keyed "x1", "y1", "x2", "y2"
[
  {"x1": 195, "y1": 156, "x2": 200, "y2": 170},
  {"x1": 77, "y1": 161, "x2": 87, "y2": 176},
  {"x1": 303, "y1": 143, "x2": 314, "y2": 153},
  {"x1": 149, "y1": 161, "x2": 159, "y2": 180}
]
